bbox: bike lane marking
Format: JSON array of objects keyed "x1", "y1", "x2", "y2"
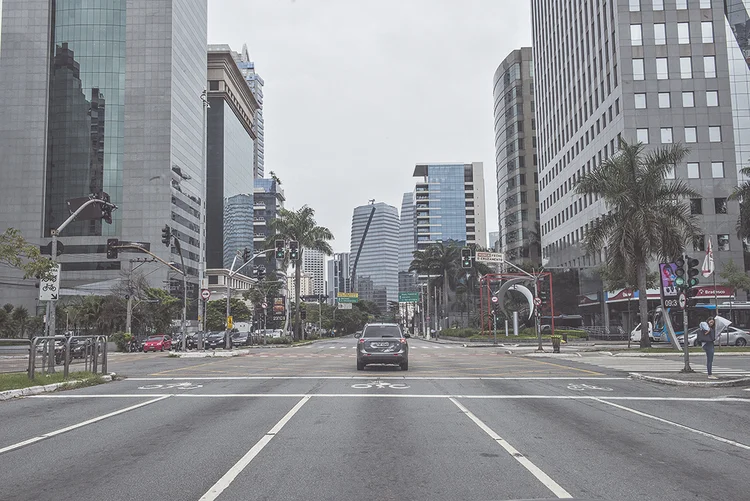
[{"x1": 0, "y1": 395, "x2": 171, "y2": 455}]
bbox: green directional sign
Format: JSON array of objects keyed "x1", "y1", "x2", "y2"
[
  {"x1": 398, "y1": 292, "x2": 420, "y2": 303},
  {"x1": 337, "y1": 292, "x2": 359, "y2": 303}
]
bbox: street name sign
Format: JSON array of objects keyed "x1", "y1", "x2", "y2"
[
  {"x1": 398, "y1": 292, "x2": 419, "y2": 303},
  {"x1": 337, "y1": 292, "x2": 359, "y2": 303},
  {"x1": 475, "y1": 251, "x2": 505, "y2": 264}
]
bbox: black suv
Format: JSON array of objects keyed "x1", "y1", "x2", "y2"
[{"x1": 356, "y1": 323, "x2": 410, "y2": 371}]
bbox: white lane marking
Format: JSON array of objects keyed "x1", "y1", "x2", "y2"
[
  {"x1": 592, "y1": 398, "x2": 750, "y2": 451},
  {"x1": 450, "y1": 397, "x2": 572, "y2": 498},
  {"x1": 0, "y1": 395, "x2": 171, "y2": 455},
  {"x1": 138, "y1": 382, "x2": 203, "y2": 390},
  {"x1": 199, "y1": 396, "x2": 310, "y2": 501},
  {"x1": 566, "y1": 383, "x2": 613, "y2": 392},
  {"x1": 124, "y1": 376, "x2": 629, "y2": 381}
]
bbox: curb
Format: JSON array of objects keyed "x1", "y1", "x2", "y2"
[
  {"x1": 613, "y1": 351, "x2": 750, "y2": 357},
  {"x1": 0, "y1": 373, "x2": 116, "y2": 401},
  {"x1": 629, "y1": 372, "x2": 750, "y2": 387}
]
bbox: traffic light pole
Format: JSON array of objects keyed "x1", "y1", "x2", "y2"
[{"x1": 225, "y1": 248, "x2": 276, "y2": 348}]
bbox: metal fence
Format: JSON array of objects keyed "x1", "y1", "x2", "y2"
[
  {"x1": 0, "y1": 338, "x2": 32, "y2": 374},
  {"x1": 27, "y1": 335, "x2": 108, "y2": 379},
  {"x1": 582, "y1": 326, "x2": 629, "y2": 341}
]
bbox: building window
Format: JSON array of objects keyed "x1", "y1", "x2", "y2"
[
  {"x1": 682, "y1": 91, "x2": 695, "y2": 107},
  {"x1": 702, "y1": 21, "x2": 714, "y2": 43},
  {"x1": 633, "y1": 59, "x2": 645, "y2": 81},
  {"x1": 699, "y1": 0, "x2": 711, "y2": 7},
  {"x1": 661, "y1": 127, "x2": 673, "y2": 144},
  {"x1": 687, "y1": 162, "x2": 700, "y2": 179},
  {"x1": 690, "y1": 199, "x2": 703, "y2": 215},
  {"x1": 693, "y1": 235, "x2": 705, "y2": 252},
  {"x1": 685, "y1": 127, "x2": 697, "y2": 143},
  {"x1": 715, "y1": 198, "x2": 728, "y2": 214},
  {"x1": 704, "y1": 56, "x2": 716, "y2": 78},
  {"x1": 718, "y1": 234, "x2": 730, "y2": 251},
  {"x1": 655, "y1": 23, "x2": 667, "y2": 45},
  {"x1": 629, "y1": 0, "x2": 640, "y2": 11},
  {"x1": 656, "y1": 58, "x2": 669, "y2": 80},
  {"x1": 658, "y1": 92, "x2": 671, "y2": 108},
  {"x1": 635, "y1": 93, "x2": 647, "y2": 109},
  {"x1": 678, "y1": 22, "x2": 690, "y2": 44},
  {"x1": 709, "y1": 126, "x2": 721, "y2": 142},
  {"x1": 631, "y1": 24, "x2": 643, "y2": 46},
  {"x1": 711, "y1": 161, "x2": 725, "y2": 178},
  {"x1": 680, "y1": 57, "x2": 692, "y2": 79},
  {"x1": 637, "y1": 128, "x2": 649, "y2": 144},
  {"x1": 706, "y1": 90, "x2": 719, "y2": 106},
  {"x1": 209, "y1": 80, "x2": 220, "y2": 91},
  {"x1": 653, "y1": 0, "x2": 664, "y2": 10},
  {"x1": 676, "y1": 0, "x2": 687, "y2": 9}
]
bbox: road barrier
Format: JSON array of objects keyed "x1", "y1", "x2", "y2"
[
  {"x1": 0, "y1": 338, "x2": 33, "y2": 374},
  {"x1": 29, "y1": 335, "x2": 108, "y2": 379}
]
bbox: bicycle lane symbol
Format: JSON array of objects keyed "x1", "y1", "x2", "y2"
[
  {"x1": 566, "y1": 383, "x2": 613, "y2": 392},
  {"x1": 138, "y1": 382, "x2": 203, "y2": 390},
  {"x1": 351, "y1": 380, "x2": 410, "y2": 390}
]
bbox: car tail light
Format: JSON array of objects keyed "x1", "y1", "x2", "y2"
[{"x1": 400, "y1": 338, "x2": 406, "y2": 344}]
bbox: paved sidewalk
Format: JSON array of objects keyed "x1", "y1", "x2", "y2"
[{"x1": 630, "y1": 371, "x2": 750, "y2": 387}]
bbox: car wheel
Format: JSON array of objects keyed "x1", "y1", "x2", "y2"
[
  {"x1": 357, "y1": 360, "x2": 365, "y2": 371},
  {"x1": 400, "y1": 361, "x2": 408, "y2": 371},
  {"x1": 736, "y1": 338, "x2": 747, "y2": 347}
]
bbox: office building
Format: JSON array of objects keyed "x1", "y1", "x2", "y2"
[
  {"x1": 253, "y1": 177, "x2": 285, "y2": 273},
  {"x1": 489, "y1": 231, "x2": 500, "y2": 252},
  {"x1": 493, "y1": 47, "x2": 540, "y2": 265},
  {"x1": 232, "y1": 44, "x2": 265, "y2": 178},
  {"x1": 288, "y1": 272, "x2": 314, "y2": 298},
  {"x1": 349, "y1": 202, "x2": 399, "y2": 310},
  {"x1": 0, "y1": 0, "x2": 207, "y2": 313},
  {"x1": 302, "y1": 248, "x2": 326, "y2": 295},
  {"x1": 399, "y1": 192, "x2": 416, "y2": 272},
  {"x1": 326, "y1": 252, "x2": 351, "y2": 303},
  {"x1": 532, "y1": 0, "x2": 743, "y2": 273},
  {"x1": 205, "y1": 45, "x2": 258, "y2": 271},
  {"x1": 412, "y1": 163, "x2": 488, "y2": 250}
]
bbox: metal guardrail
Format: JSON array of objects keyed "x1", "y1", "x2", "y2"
[
  {"x1": 582, "y1": 326, "x2": 628, "y2": 341},
  {"x1": 29, "y1": 335, "x2": 108, "y2": 379},
  {"x1": 0, "y1": 338, "x2": 33, "y2": 374}
]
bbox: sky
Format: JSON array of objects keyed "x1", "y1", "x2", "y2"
[{"x1": 208, "y1": 0, "x2": 532, "y2": 254}]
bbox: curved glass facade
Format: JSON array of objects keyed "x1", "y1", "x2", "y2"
[{"x1": 44, "y1": 0, "x2": 125, "y2": 236}]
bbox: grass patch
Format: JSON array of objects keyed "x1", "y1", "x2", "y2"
[{"x1": 0, "y1": 371, "x2": 104, "y2": 392}]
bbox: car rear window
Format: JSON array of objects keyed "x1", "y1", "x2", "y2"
[
  {"x1": 147, "y1": 336, "x2": 163, "y2": 341},
  {"x1": 363, "y1": 326, "x2": 401, "y2": 338}
]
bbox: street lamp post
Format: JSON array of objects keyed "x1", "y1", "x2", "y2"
[{"x1": 198, "y1": 90, "x2": 210, "y2": 332}]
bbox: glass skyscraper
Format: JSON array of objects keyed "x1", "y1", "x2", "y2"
[{"x1": 233, "y1": 44, "x2": 264, "y2": 179}]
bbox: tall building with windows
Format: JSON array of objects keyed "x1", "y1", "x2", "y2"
[
  {"x1": 493, "y1": 48, "x2": 540, "y2": 265},
  {"x1": 326, "y1": 252, "x2": 351, "y2": 303},
  {"x1": 412, "y1": 163, "x2": 488, "y2": 250},
  {"x1": 302, "y1": 248, "x2": 326, "y2": 295},
  {"x1": 349, "y1": 202, "x2": 399, "y2": 310},
  {"x1": 232, "y1": 44, "x2": 264, "y2": 179},
  {"x1": 399, "y1": 192, "x2": 416, "y2": 272},
  {"x1": 252, "y1": 177, "x2": 284, "y2": 273},
  {"x1": 532, "y1": 0, "x2": 743, "y2": 272},
  {"x1": 206, "y1": 45, "x2": 258, "y2": 271},
  {"x1": 0, "y1": 0, "x2": 208, "y2": 313}
]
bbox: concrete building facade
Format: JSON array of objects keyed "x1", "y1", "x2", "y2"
[{"x1": 301, "y1": 248, "x2": 326, "y2": 295}]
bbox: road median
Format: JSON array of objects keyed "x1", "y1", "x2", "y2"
[
  {"x1": 630, "y1": 371, "x2": 750, "y2": 387},
  {"x1": 0, "y1": 372, "x2": 116, "y2": 401}
]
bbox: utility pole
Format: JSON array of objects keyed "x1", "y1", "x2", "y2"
[{"x1": 198, "y1": 90, "x2": 210, "y2": 333}]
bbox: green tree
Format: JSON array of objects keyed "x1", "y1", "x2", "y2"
[
  {"x1": 205, "y1": 298, "x2": 252, "y2": 331},
  {"x1": 576, "y1": 140, "x2": 699, "y2": 347},
  {"x1": 728, "y1": 166, "x2": 750, "y2": 241},
  {"x1": 720, "y1": 259, "x2": 750, "y2": 297},
  {"x1": 267, "y1": 206, "x2": 333, "y2": 340},
  {"x1": 0, "y1": 228, "x2": 56, "y2": 281},
  {"x1": 11, "y1": 306, "x2": 29, "y2": 338}
]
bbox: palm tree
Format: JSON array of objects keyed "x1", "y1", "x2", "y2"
[
  {"x1": 728, "y1": 166, "x2": 750, "y2": 243},
  {"x1": 576, "y1": 140, "x2": 699, "y2": 348},
  {"x1": 267, "y1": 206, "x2": 333, "y2": 340}
]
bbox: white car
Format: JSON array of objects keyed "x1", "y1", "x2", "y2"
[
  {"x1": 678, "y1": 326, "x2": 750, "y2": 347},
  {"x1": 630, "y1": 322, "x2": 654, "y2": 342}
]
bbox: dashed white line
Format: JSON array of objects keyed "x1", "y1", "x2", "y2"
[
  {"x1": 450, "y1": 397, "x2": 572, "y2": 498},
  {"x1": 0, "y1": 395, "x2": 171, "y2": 455},
  {"x1": 199, "y1": 396, "x2": 310, "y2": 501},
  {"x1": 592, "y1": 398, "x2": 750, "y2": 451}
]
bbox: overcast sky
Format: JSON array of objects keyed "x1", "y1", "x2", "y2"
[{"x1": 208, "y1": 0, "x2": 532, "y2": 253}]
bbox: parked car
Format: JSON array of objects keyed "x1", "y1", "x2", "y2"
[
  {"x1": 630, "y1": 322, "x2": 654, "y2": 342},
  {"x1": 678, "y1": 326, "x2": 750, "y2": 347},
  {"x1": 205, "y1": 331, "x2": 227, "y2": 349},
  {"x1": 231, "y1": 331, "x2": 252, "y2": 347},
  {"x1": 142, "y1": 335, "x2": 172, "y2": 352},
  {"x1": 356, "y1": 323, "x2": 410, "y2": 371}
]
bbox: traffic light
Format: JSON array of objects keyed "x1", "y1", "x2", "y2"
[
  {"x1": 256, "y1": 266, "x2": 266, "y2": 281},
  {"x1": 289, "y1": 240, "x2": 299, "y2": 260},
  {"x1": 461, "y1": 247, "x2": 472, "y2": 269},
  {"x1": 539, "y1": 288, "x2": 549, "y2": 303},
  {"x1": 673, "y1": 257, "x2": 686, "y2": 290},
  {"x1": 161, "y1": 225, "x2": 171, "y2": 247},
  {"x1": 242, "y1": 247, "x2": 251, "y2": 263},
  {"x1": 106, "y1": 238, "x2": 119, "y2": 259},
  {"x1": 99, "y1": 192, "x2": 113, "y2": 225},
  {"x1": 686, "y1": 256, "x2": 700, "y2": 288},
  {"x1": 275, "y1": 239, "x2": 286, "y2": 259}
]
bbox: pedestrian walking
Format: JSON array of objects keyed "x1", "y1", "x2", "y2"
[{"x1": 697, "y1": 319, "x2": 717, "y2": 379}]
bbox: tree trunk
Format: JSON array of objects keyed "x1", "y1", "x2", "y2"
[
  {"x1": 637, "y1": 263, "x2": 651, "y2": 348},
  {"x1": 295, "y1": 259, "x2": 302, "y2": 341}
]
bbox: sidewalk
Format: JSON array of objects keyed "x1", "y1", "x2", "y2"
[{"x1": 630, "y1": 371, "x2": 750, "y2": 387}]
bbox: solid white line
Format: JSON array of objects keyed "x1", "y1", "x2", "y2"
[
  {"x1": 199, "y1": 396, "x2": 310, "y2": 501},
  {"x1": 0, "y1": 395, "x2": 171, "y2": 455},
  {"x1": 125, "y1": 376, "x2": 629, "y2": 381},
  {"x1": 593, "y1": 398, "x2": 750, "y2": 451},
  {"x1": 450, "y1": 397, "x2": 572, "y2": 498}
]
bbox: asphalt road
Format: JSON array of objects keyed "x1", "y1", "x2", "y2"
[{"x1": 1, "y1": 337, "x2": 749, "y2": 501}]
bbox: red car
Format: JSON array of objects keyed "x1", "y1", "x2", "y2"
[{"x1": 142, "y1": 335, "x2": 172, "y2": 352}]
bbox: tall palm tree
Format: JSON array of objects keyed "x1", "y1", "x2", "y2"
[
  {"x1": 728, "y1": 166, "x2": 750, "y2": 243},
  {"x1": 576, "y1": 140, "x2": 699, "y2": 348},
  {"x1": 267, "y1": 206, "x2": 333, "y2": 340}
]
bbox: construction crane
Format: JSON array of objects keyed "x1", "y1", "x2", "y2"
[{"x1": 350, "y1": 200, "x2": 376, "y2": 293}]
